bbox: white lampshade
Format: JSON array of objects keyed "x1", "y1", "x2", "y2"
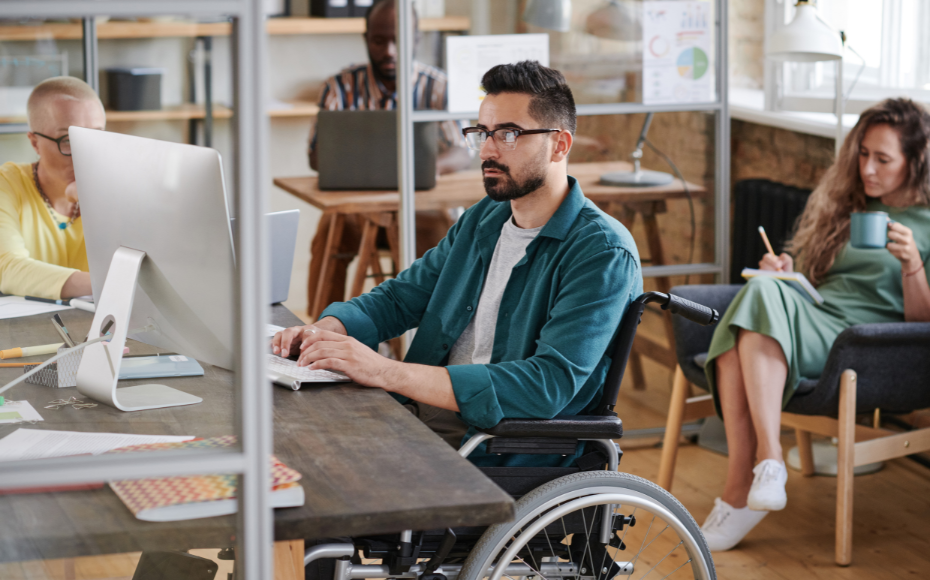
[
  {"x1": 766, "y1": 1, "x2": 842, "y2": 62},
  {"x1": 585, "y1": 0, "x2": 641, "y2": 42},
  {"x1": 522, "y1": 0, "x2": 572, "y2": 33}
]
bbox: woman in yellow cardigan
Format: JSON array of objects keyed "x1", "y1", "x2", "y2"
[{"x1": 0, "y1": 76, "x2": 105, "y2": 299}]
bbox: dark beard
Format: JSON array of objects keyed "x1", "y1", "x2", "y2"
[{"x1": 482, "y1": 161, "x2": 547, "y2": 202}]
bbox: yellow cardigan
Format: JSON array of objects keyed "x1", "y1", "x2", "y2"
[{"x1": 0, "y1": 162, "x2": 88, "y2": 299}]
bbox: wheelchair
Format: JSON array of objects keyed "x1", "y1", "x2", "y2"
[{"x1": 305, "y1": 292, "x2": 721, "y2": 580}]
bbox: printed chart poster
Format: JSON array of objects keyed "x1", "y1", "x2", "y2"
[
  {"x1": 643, "y1": 1, "x2": 712, "y2": 104},
  {"x1": 446, "y1": 34, "x2": 549, "y2": 113}
]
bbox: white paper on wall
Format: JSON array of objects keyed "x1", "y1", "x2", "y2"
[
  {"x1": 446, "y1": 34, "x2": 550, "y2": 113},
  {"x1": 642, "y1": 1, "x2": 713, "y2": 104}
]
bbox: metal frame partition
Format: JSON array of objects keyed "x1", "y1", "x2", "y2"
[
  {"x1": 0, "y1": 1, "x2": 273, "y2": 579},
  {"x1": 397, "y1": 0, "x2": 731, "y2": 283}
]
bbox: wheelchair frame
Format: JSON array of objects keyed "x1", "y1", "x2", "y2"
[{"x1": 304, "y1": 292, "x2": 720, "y2": 580}]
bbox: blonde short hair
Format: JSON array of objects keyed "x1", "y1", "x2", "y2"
[{"x1": 26, "y1": 76, "x2": 104, "y2": 131}]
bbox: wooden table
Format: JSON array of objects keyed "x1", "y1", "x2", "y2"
[
  {"x1": 274, "y1": 161, "x2": 706, "y2": 389},
  {"x1": 0, "y1": 307, "x2": 514, "y2": 576}
]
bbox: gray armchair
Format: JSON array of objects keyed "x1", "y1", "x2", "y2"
[{"x1": 658, "y1": 284, "x2": 930, "y2": 566}]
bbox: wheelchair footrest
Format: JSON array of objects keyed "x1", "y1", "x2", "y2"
[{"x1": 486, "y1": 437, "x2": 580, "y2": 456}]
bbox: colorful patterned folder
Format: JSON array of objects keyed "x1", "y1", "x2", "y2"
[{"x1": 108, "y1": 436, "x2": 304, "y2": 522}]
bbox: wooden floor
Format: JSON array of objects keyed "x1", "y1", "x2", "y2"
[
  {"x1": 3, "y1": 310, "x2": 929, "y2": 579},
  {"x1": 614, "y1": 308, "x2": 930, "y2": 579}
]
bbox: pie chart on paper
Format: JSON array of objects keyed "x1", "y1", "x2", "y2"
[{"x1": 676, "y1": 47, "x2": 709, "y2": 79}]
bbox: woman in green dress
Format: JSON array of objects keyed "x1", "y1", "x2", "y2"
[{"x1": 701, "y1": 98, "x2": 930, "y2": 551}]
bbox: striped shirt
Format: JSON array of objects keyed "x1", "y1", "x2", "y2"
[{"x1": 309, "y1": 61, "x2": 464, "y2": 160}]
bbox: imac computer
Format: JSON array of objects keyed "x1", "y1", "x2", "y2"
[{"x1": 70, "y1": 127, "x2": 237, "y2": 411}]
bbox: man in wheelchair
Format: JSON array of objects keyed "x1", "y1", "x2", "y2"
[{"x1": 273, "y1": 61, "x2": 717, "y2": 580}]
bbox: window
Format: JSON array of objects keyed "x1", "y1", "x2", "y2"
[{"x1": 765, "y1": 0, "x2": 930, "y2": 113}]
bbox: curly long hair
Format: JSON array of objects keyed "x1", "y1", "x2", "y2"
[{"x1": 786, "y1": 98, "x2": 930, "y2": 285}]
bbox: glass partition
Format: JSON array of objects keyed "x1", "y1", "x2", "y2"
[{"x1": 0, "y1": 4, "x2": 272, "y2": 579}]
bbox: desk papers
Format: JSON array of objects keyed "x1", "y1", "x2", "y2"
[
  {"x1": 0, "y1": 296, "x2": 72, "y2": 319},
  {"x1": 0, "y1": 429, "x2": 194, "y2": 462},
  {"x1": 0, "y1": 400, "x2": 43, "y2": 424}
]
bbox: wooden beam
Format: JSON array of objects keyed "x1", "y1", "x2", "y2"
[
  {"x1": 682, "y1": 394, "x2": 715, "y2": 422},
  {"x1": 854, "y1": 427, "x2": 930, "y2": 467},
  {"x1": 631, "y1": 335, "x2": 677, "y2": 368},
  {"x1": 0, "y1": 17, "x2": 470, "y2": 41}
]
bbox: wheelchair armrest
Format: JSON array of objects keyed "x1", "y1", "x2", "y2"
[{"x1": 480, "y1": 415, "x2": 623, "y2": 440}]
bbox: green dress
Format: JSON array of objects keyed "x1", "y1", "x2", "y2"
[{"x1": 705, "y1": 199, "x2": 930, "y2": 414}]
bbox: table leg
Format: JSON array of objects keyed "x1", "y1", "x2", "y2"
[
  {"x1": 307, "y1": 213, "x2": 332, "y2": 319},
  {"x1": 641, "y1": 210, "x2": 676, "y2": 342},
  {"x1": 385, "y1": 214, "x2": 401, "y2": 273},
  {"x1": 274, "y1": 539, "x2": 305, "y2": 580},
  {"x1": 351, "y1": 215, "x2": 381, "y2": 298},
  {"x1": 311, "y1": 213, "x2": 346, "y2": 321}
]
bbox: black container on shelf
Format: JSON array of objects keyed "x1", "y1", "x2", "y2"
[
  {"x1": 351, "y1": 0, "x2": 374, "y2": 17},
  {"x1": 308, "y1": 0, "x2": 373, "y2": 18},
  {"x1": 105, "y1": 67, "x2": 163, "y2": 111}
]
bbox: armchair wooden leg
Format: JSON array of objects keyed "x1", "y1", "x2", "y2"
[
  {"x1": 835, "y1": 369, "x2": 857, "y2": 566},
  {"x1": 796, "y1": 429, "x2": 815, "y2": 476},
  {"x1": 658, "y1": 366, "x2": 690, "y2": 491}
]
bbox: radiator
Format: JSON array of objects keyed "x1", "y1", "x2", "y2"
[{"x1": 731, "y1": 179, "x2": 812, "y2": 282}]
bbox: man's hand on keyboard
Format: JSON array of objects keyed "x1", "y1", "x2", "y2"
[
  {"x1": 271, "y1": 316, "x2": 347, "y2": 358},
  {"x1": 297, "y1": 328, "x2": 401, "y2": 390}
]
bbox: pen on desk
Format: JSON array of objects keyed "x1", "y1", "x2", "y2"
[
  {"x1": 24, "y1": 296, "x2": 71, "y2": 306},
  {"x1": 0, "y1": 362, "x2": 40, "y2": 368},
  {"x1": 758, "y1": 226, "x2": 782, "y2": 272},
  {"x1": 0, "y1": 342, "x2": 64, "y2": 359}
]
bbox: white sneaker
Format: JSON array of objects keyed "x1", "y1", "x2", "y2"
[
  {"x1": 747, "y1": 459, "x2": 788, "y2": 511},
  {"x1": 700, "y1": 497, "x2": 768, "y2": 551}
]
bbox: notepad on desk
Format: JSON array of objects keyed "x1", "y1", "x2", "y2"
[
  {"x1": 741, "y1": 268, "x2": 825, "y2": 305},
  {"x1": 108, "y1": 436, "x2": 304, "y2": 522},
  {"x1": 119, "y1": 354, "x2": 204, "y2": 380}
]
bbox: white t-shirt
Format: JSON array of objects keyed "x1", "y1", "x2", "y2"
[{"x1": 448, "y1": 217, "x2": 542, "y2": 365}]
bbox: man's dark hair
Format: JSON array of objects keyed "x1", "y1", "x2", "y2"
[
  {"x1": 365, "y1": 0, "x2": 419, "y2": 32},
  {"x1": 481, "y1": 61, "x2": 577, "y2": 135}
]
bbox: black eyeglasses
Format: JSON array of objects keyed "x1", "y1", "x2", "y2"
[
  {"x1": 33, "y1": 132, "x2": 71, "y2": 156},
  {"x1": 462, "y1": 127, "x2": 560, "y2": 152}
]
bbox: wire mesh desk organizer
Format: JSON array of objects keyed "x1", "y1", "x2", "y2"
[{"x1": 23, "y1": 345, "x2": 83, "y2": 388}]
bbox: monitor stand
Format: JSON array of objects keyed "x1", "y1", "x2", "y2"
[{"x1": 76, "y1": 246, "x2": 203, "y2": 411}]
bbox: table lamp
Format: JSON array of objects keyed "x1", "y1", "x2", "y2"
[
  {"x1": 522, "y1": 0, "x2": 572, "y2": 32},
  {"x1": 585, "y1": 1, "x2": 673, "y2": 187},
  {"x1": 765, "y1": 0, "x2": 845, "y2": 156}
]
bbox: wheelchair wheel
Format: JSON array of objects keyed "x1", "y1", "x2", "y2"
[{"x1": 458, "y1": 471, "x2": 714, "y2": 580}]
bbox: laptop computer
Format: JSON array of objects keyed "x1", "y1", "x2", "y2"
[
  {"x1": 316, "y1": 109, "x2": 439, "y2": 191},
  {"x1": 230, "y1": 209, "x2": 300, "y2": 304}
]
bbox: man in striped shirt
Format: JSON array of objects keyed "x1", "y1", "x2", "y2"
[
  {"x1": 307, "y1": 0, "x2": 470, "y2": 312},
  {"x1": 308, "y1": 0, "x2": 469, "y2": 173}
]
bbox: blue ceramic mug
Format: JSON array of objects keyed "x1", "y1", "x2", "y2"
[{"x1": 850, "y1": 211, "x2": 893, "y2": 249}]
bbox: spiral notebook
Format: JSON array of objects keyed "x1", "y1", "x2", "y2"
[{"x1": 741, "y1": 268, "x2": 825, "y2": 305}]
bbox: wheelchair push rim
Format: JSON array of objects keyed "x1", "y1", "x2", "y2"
[{"x1": 458, "y1": 472, "x2": 715, "y2": 580}]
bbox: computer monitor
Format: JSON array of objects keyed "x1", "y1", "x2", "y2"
[
  {"x1": 230, "y1": 209, "x2": 299, "y2": 305},
  {"x1": 70, "y1": 127, "x2": 237, "y2": 411}
]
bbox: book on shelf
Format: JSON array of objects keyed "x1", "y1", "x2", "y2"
[
  {"x1": 108, "y1": 436, "x2": 304, "y2": 522},
  {"x1": 740, "y1": 268, "x2": 825, "y2": 305}
]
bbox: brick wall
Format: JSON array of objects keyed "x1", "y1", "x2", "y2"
[
  {"x1": 730, "y1": 0, "x2": 765, "y2": 89},
  {"x1": 731, "y1": 119, "x2": 834, "y2": 190}
]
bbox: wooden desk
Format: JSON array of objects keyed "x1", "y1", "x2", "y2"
[
  {"x1": 0, "y1": 307, "x2": 513, "y2": 575},
  {"x1": 274, "y1": 161, "x2": 706, "y2": 388}
]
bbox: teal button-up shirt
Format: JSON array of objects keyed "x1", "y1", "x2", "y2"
[{"x1": 322, "y1": 176, "x2": 642, "y2": 466}]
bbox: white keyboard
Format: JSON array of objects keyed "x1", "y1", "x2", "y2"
[{"x1": 267, "y1": 354, "x2": 350, "y2": 390}]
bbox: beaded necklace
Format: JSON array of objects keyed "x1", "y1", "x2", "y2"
[{"x1": 32, "y1": 162, "x2": 80, "y2": 230}]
